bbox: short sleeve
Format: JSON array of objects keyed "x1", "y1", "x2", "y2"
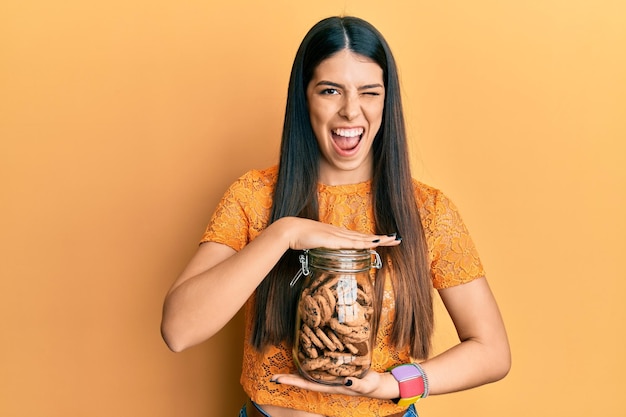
[
  {"x1": 200, "y1": 168, "x2": 275, "y2": 251},
  {"x1": 416, "y1": 184, "x2": 485, "y2": 289}
]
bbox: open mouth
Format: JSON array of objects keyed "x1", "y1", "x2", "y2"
[{"x1": 331, "y1": 127, "x2": 364, "y2": 153}]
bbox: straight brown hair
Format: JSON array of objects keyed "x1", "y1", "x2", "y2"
[{"x1": 251, "y1": 16, "x2": 433, "y2": 359}]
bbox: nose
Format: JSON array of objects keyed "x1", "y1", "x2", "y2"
[{"x1": 338, "y1": 93, "x2": 361, "y2": 120}]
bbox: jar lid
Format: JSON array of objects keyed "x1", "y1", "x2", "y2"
[{"x1": 307, "y1": 248, "x2": 381, "y2": 273}]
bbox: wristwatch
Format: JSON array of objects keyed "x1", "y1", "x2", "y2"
[{"x1": 388, "y1": 363, "x2": 426, "y2": 406}]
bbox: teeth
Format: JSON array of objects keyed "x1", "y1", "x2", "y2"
[{"x1": 333, "y1": 128, "x2": 364, "y2": 138}]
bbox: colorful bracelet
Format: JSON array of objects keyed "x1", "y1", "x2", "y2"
[
  {"x1": 414, "y1": 363, "x2": 429, "y2": 398},
  {"x1": 387, "y1": 363, "x2": 429, "y2": 406}
]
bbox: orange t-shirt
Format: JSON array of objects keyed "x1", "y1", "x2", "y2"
[{"x1": 201, "y1": 166, "x2": 484, "y2": 417}]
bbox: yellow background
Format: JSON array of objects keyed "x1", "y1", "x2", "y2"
[{"x1": 1, "y1": 0, "x2": 624, "y2": 416}]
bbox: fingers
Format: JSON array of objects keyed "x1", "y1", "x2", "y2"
[
  {"x1": 375, "y1": 234, "x2": 402, "y2": 247},
  {"x1": 322, "y1": 233, "x2": 398, "y2": 250},
  {"x1": 269, "y1": 374, "x2": 363, "y2": 396},
  {"x1": 270, "y1": 374, "x2": 341, "y2": 393},
  {"x1": 270, "y1": 373, "x2": 381, "y2": 397},
  {"x1": 310, "y1": 228, "x2": 400, "y2": 250},
  {"x1": 282, "y1": 217, "x2": 403, "y2": 251},
  {"x1": 348, "y1": 233, "x2": 401, "y2": 249},
  {"x1": 340, "y1": 376, "x2": 380, "y2": 396}
]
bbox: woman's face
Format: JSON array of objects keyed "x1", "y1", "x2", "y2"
[{"x1": 306, "y1": 49, "x2": 385, "y2": 185}]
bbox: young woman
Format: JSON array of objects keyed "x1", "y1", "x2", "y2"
[{"x1": 161, "y1": 16, "x2": 510, "y2": 417}]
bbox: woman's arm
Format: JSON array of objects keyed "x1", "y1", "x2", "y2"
[
  {"x1": 418, "y1": 277, "x2": 511, "y2": 394},
  {"x1": 271, "y1": 276, "x2": 510, "y2": 399},
  {"x1": 160, "y1": 217, "x2": 400, "y2": 352}
]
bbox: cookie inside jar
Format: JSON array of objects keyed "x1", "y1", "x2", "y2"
[{"x1": 293, "y1": 248, "x2": 379, "y2": 385}]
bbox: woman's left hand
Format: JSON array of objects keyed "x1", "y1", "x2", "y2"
[{"x1": 270, "y1": 370, "x2": 399, "y2": 400}]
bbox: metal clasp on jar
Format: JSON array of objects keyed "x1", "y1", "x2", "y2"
[
  {"x1": 370, "y1": 249, "x2": 382, "y2": 269},
  {"x1": 290, "y1": 249, "x2": 310, "y2": 287}
]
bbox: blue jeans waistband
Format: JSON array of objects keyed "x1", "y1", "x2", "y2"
[{"x1": 239, "y1": 400, "x2": 418, "y2": 417}]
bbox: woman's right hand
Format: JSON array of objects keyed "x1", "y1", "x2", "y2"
[{"x1": 276, "y1": 216, "x2": 401, "y2": 251}]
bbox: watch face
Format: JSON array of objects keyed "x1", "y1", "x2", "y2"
[{"x1": 391, "y1": 364, "x2": 421, "y2": 381}]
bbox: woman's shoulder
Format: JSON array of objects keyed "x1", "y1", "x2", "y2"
[
  {"x1": 411, "y1": 179, "x2": 461, "y2": 219},
  {"x1": 411, "y1": 178, "x2": 443, "y2": 206},
  {"x1": 237, "y1": 165, "x2": 279, "y2": 184},
  {"x1": 228, "y1": 165, "x2": 279, "y2": 193}
]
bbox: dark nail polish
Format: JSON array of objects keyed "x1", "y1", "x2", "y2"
[
  {"x1": 270, "y1": 378, "x2": 281, "y2": 384},
  {"x1": 395, "y1": 235, "x2": 402, "y2": 241},
  {"x1": 344, "y1": 379, "x2": 353, "y2": 386},
  {"x1": 386, "y1": 233, "x2": 397, "y2": 237},
  {"x1": 372, "y1": 239, "x2": 380, "y2": 243}
]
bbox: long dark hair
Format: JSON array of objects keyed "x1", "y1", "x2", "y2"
[{"x1": 251, "y1": 16, "x2": 433, "y2": 359}]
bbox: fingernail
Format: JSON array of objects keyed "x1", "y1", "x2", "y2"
[
  {"x1": 344, "y1": 379, "x2": 353, "y2": 386},
  {"x1": 395, "y1": 235, "x2": 402, "y2": 241},
  {"x1": 270, "y1": 378, "x2": 281, "y2": 384},
  {"x1": 386, "y1": 233, "x2": 397, "y2": 237},
  {"x1": 372, "y1": 239, "x2": 380, "y2": 243}
]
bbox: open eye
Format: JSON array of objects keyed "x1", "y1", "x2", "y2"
[{"x1": 320, "y1": 88, "x2": 340, "y2": 95}]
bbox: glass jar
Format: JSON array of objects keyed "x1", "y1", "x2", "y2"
[{"x1": 292, "y1": 248, "x2": 382, "y2": 385}]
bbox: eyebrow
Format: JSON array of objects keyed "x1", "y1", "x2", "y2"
[{"x1": 315, "y1": 81, "x2": 384, "y2": 90}]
